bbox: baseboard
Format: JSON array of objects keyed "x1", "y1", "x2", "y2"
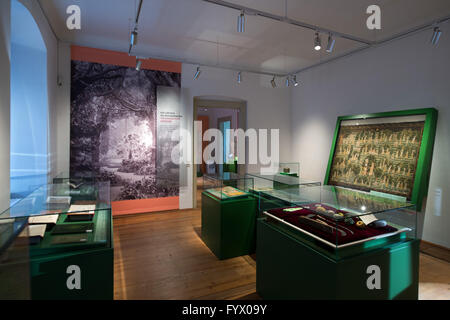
[{"x1": 420, "y1": 240, "x2": 450, "y2": 263}]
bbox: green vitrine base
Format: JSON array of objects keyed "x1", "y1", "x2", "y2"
[
  {"x1": 30, "y1": 247, "x2": 113, "y2": 300},
  {"x1": 201, "y1": 192, "x2": 257, "y2": 260},
  {"x1": 256, "y1": 218, "x2": 419, "y2": 300},
  {"x1": 29, "y1": 208, "x2": 113, "y2": 300}
]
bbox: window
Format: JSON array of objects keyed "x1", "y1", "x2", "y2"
[{"x1": 10, "y1": 0, "x2": 48, "y2": 202}]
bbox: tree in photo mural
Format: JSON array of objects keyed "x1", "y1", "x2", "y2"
[{"x1": 70, "y1": 60, "x2": 181, "y2": 201}]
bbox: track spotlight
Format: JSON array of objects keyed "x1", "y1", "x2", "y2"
[
  {"x1": 193, "y1": 67, "x2": 202, "y2": 80},
  {"x1": 135, "y1": 59, "x2": 142, "y2": 71},
  {"x1": 431, "y1": 27, "x2": 442, "y2": 45},
  {"x1": 326, "y1": 33, "x2": 335, "y2": 53},
  {"x1": 237, "y1": 10, "x2": 245, "y2": 33},
  {"x1": 237, "y1": 72, "x2": 242, "y2": 83},
  {"x1": 314, "y1": 32, "x2": 322, "y2": 51},
  {"x1": 292, "y1": 75, "x2": 299, "y2": 87},
  {"x1": 271, "y1": 76, "x2": 277, "y2": 88}
]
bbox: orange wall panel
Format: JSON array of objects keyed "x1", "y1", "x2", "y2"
[{"x1": 71, "y1": 45, "x2": 181, "y2": 74}]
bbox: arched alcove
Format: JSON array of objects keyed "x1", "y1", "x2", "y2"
[{"x1": 10, "y1": 0, "x2": 48, "y2": 200}]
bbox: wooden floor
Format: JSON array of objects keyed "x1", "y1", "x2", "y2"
[
  {"x1": 113, "y1": 208, "x2": 257, "y2": 300},
  {"x1": 113, "y1": 188, "x2": 450, "y2": 300}
]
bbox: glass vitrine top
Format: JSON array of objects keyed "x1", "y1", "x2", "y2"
[
  {"x1": 204, "y1": 172, "x2": 245, "y2": 181},
  {"x1": 53, "y1": 171, "x2": 98, "y2": 179},
  {"x1": 266, "y1": 185, "x2": 415, "y2": 219},
  {"x1": 0, "y1": 182, "x2": 111, "y2": 220},
  {"x1": 246, "y1": 173, "x2": 319, "y2": 186}
]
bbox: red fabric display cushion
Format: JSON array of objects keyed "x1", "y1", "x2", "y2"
[{"x1": 266, "y1": 204, "x2": 398, "y2": 245}]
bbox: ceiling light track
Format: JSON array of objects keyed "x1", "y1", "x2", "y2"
[
  {"x1": 129, "y1": 0, "x2": 144, "y2": 54},
  {"x1": 135, "y1": 0, "x2": 144, "y2": 25},
  {"x1": 202, "y1": 0, "x2": 373, "y2": 46},
  {"x1": 290, "y1": 15, "x2": 450, "y2": 77},
  {"x1": 130, "y1": 49, "x2": 286, "y2": 77}
]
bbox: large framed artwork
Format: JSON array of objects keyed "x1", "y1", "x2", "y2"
[
  {"x1": 325, "y1": 108, "x2": 438, "y2": 209},
  {"x1": 70, "y1": 49, "x2": 181, "y2": 202}
]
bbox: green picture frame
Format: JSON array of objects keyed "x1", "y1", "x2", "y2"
[{"x1": 324, "y1": 108, "x2": 438, "y2": 210}]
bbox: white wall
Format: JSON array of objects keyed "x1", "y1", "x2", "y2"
[
  {"x1": 0, "y1": 0, "x2": 11, "y2": 211},
  {"x1": 180, "y1": 64, "x2": 292, "y2": 208},
  {"x1": 290, "y1": 22, "x2": 450, "y2": 248}
]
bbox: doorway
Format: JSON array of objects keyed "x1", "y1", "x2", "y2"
[{"x1": 193, "y1": 98, "x2": 247, "y2": 208}]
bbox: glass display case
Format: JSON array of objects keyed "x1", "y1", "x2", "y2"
[
  {"x1": 277, "y1": 162, "x2": 300, "y2": 177},
  {"x1": 52, "y1": 171, "x2": 99, "y2": 185},
  {"x1": 202, "y1": 172, "x2": 253, "y2": 201},
  {"x1": 262, "y1": 185, "x2": 416, "y2": 253},
  {"x1": 0, "y1": 181, "x2": 113, "y2": 299},
  {"x1": 246, "y1": 173, "x2": 321, "y2": 215},
  {"x1": 0, "y1": 181, "x2": 112, "y2": 250},
  {"x1": 201, "y1": 172, "x2": 257, "y2": 259},
  {"x1": 0, "y1": 217, "x2": 31, "y2": 299}
]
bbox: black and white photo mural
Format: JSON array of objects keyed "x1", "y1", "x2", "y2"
[{"x1": 70, "y1": 60, "x2": 181, "y2": 201}]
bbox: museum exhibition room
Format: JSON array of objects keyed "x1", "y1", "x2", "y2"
[{"x1": 0, "y1": 0, "x2": 450, "y2": 303}]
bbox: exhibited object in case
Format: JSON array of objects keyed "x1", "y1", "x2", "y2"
[
  {"x1": 325, "y1": 108, "x2": 438, "y2": 210},
  {"x1": 66, "y1": 204, "x2": 96, "y2": 222},
  {"x1": 262, "y1": 185, "x2": 416, "y2": 250},
  {"x1": 202, "y1": 172, "x2": 253, "y2": 201},
  {"x1": 51, "y1": 222, "x2": 94, "y2": 235},
  {"x1": 0, "y1": 181, "x2": 113, "y2": 300},
  {"x1": 201, "y1": 173, "x2": 257, "y2": 259},
  {"x1": 277, "y1": 162, "x2": 300, "y2": 177},
  {"x1": 19, "y1": 224, "x2": 47, "y2": 245}
]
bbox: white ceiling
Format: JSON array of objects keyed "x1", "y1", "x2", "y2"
[{"x1": 39, "y1": 0, "x2": 450, "y2": 75}]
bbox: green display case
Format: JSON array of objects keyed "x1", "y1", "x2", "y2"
[
  {"x1": 256, "y1": 109, "x2": 437, "y2": 300},
  {"x1": 257, "y1": 185, "x2": 419, "y2": 299},
  {"x1": 0, "y1": 217, "x2": 31, "y2": 299},
  {"x1": 0, "y1": 182, "x2": 113, "y2": 300},
  {"x1": 324, "y1": 108, "x2": 438, "y2": 210},
  {"x1": 201, "y1": 173, "x2": 257, "y2": 259}
]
